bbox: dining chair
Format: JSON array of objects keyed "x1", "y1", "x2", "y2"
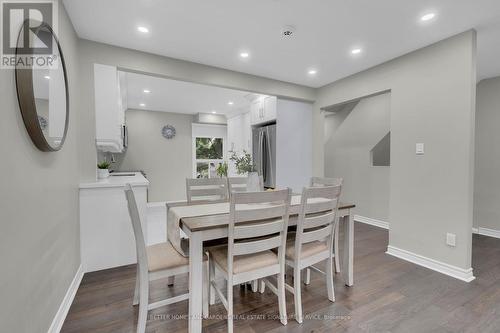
[
  {"x1": 309, "y1": 176, "x2": 343, "y2": 276},
  {"x1": 186, "y1": 177, "x2": 229, "y2": 204},
  {"x1": 207, "y1": 188, "x2": 292, "y2": 333},
  {"x1": 125, "y1": 184, "x2": 209, "y2": 333},
  {"x1": 284, "y1": 183, "x2": 342, "y2": 323},
  {"x1": 227, "y1": 176, "x2": 264, "y2": 194}
]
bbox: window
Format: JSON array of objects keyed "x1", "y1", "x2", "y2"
[{"x1": 194, "y1": 137, "x2": 224, "y2": 178}]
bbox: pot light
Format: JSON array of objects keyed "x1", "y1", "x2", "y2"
[
  {"x1": 420, "y1": 13, "x2": 436, "y2": 22},
  {"x1": 351, "y1": 48, "x2": 362, "y2": 55},
  {"x1": 228, "y1": 101, "x2": 234, "y2": 105},
  {"x1": 308, "y1": 69, "x2": 317, "y2": 75},
  {"x1": 143, "y1": 89, "x2": 151, "y2": 94},
  {"x1": 140, "y1": 103, "x2": 146, "y2": 107},
  {"x1": 44, "y1": 75, "x2": 50, "y2": 79},
  {"x1": 212, "y1": 111, "x2": 217, "y2": 114},
  {"x1": 137, "y1": 26, "x2": 149, "y2": 33},
  {"x1": 240, "y1": 52, "x2": 249, "y2": 58}
]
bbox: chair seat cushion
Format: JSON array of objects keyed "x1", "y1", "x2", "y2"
[
  {"x1": 147, "y1": 242, "x2": 189, "y2": 272},
  {"x1": 285, "y1": 241, "x2": 329, "y2": 260},
  {"x1": 209, "y1": 247, "x2": 279, "y2": 274}
]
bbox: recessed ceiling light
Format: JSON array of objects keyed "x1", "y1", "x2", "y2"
[
  {"x1": 351, "y1": 48, "x2": 362, "y2": 55},
  {"x1": 44, "y1": 75, "x2": 50, "y2": 79},
  {"x1": 240, "y1": 52, "x2": 249, "y2": 58},
  {"x1": 143, "y1": 89, "x2": 151, "y2": 94},
  {"x1": 140, "y1": 103, "x2": 146, "y2": 107},
  {"x1": 212, "y1": 111, "x2": 217, "y2": 114},
  {"x1": 420, "y1": 13, "x2": 436, "y2": 22},
  {"x1": 228, "y1": 101, "x2": 234, "y2": 105},
  {"x1": 137, "y1": 26, "x2": 149, "y2": 33},
  {"x1": 308, "y1": 69, "x2": 317, "y2": 75}
]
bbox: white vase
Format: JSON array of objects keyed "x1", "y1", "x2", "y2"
[
  {"x1": 246, "y1": 172, "x2": 261, "y2": 192},
  {"x1": 97, "y1": 169, "x2": 109, "y2": 179}
]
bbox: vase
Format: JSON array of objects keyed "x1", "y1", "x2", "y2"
[
  {"x1": 246, "y1": 172, "x2": 261, "y2": 192},
  {"x1": 97, "y1": 168, "x2": 109, "y2": 179}
]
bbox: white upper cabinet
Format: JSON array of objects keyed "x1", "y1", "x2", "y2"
[
  {"x1": 94, "y1": 64, "x2": 126, "y2": 153},
  {"x1": 250, "y1": 96, "x2": 277, "y2": 125}
]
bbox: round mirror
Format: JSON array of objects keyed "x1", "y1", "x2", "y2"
[{"x1": 15, "y1": 20, "x2": 69, "y2": 152}]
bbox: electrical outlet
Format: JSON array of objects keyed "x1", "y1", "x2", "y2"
[
  {"x1": 416, "y1": 143, "x2": 425, "y2": 155},
  {"x1": 446, "y1": 233, "x2": 456, "y2": 247}
]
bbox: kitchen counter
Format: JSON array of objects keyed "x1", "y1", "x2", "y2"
[{"x1": 79, "y1": 172, "x2": 149, "y2": 189}]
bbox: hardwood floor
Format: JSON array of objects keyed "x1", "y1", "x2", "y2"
[{"x1": 62, "y1": 223, "x2": 500, "y2": 332}]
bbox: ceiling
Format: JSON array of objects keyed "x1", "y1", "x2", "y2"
[
  {"x1": 124, "y1": 72, "x2": 255, "y2": 115},
  {"x1": 64, "y1": 0, "x2": 500, "y2": 88}
]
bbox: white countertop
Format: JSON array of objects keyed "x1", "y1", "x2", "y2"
[{"x1": 79, "y1": 172, "x2": 149, "y2": 189}]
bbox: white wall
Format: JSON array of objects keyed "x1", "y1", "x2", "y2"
[
  {"x1": 324, "y1": 93, "x2": 390, "y2": 221},
  {"x1": 474, "y1": 77, "x2": 500, "y2": 231},
  {"x1": 276, "y1": 99, "x2": 313, "y2": 192},
  {"x1": 0, "y1": 2, "x2": 82, "y2": 331},
  {"x1": 313, "y1": 31, "x2": 477, "y2": 272}
]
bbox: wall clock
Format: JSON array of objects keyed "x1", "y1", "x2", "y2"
[{"x1": 161, "y1": 125, "x2": 176, "y2": 139}]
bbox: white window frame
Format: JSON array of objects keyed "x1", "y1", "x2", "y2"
[{"x1": 192, "y1": 123, "x2": 227, "y2": 178}]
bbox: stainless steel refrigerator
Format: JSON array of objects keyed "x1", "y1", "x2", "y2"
[{"x1": 252, "y1": 124, "x2": 276, "y2": 188}]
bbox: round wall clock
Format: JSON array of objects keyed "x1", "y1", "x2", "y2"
[{"x1": 161, "y1": 125, "x2": 176, "y2": 139}]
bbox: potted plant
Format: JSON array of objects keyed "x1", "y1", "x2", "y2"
[
  {"x1": 229, "y1": 150, "x2": 260, "y2": 191},
  {"x1": 97, "y1": 161, "x2": 111, "y2": 179},
  {"x1": 216, "y1": 161, "x2": 228, "y2": 178}
]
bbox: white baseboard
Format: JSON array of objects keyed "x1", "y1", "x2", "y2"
[
  {"x1": 473, "y1": 226, "x2": 500, "y2": 239},
  {"x1": 47, "y1": 265, "x2": 84, "y2": 333},
  {"x1": 354, "y1": 215, "x2": 389, "y2": 229},
  {"x1": 386, "y1": 245, "x2": 475, "y2": 283}
]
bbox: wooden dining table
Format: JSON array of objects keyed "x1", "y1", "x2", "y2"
[{"x1": 167, "y1": 198, "x2": 355, "y2": 333}]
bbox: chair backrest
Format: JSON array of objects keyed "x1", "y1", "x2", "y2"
[
  {"x1": 124, "y1": 184, "x2": 147, "y2": 272},
  {"x1": 294, "y1": 181, "x2": 343, "y2": 262},
  {"x1": 227, "y1": 176, "x2": 264, "y2": 194},
  {"x1": 310, "y1": 177, "x2": 343, "y2": 187},
  {"x1": 227, "y1": 188, "x2": 292, "y2": 275},
  {"x1": 186, "y1": 178, "x2": 229, "y2": 204}
]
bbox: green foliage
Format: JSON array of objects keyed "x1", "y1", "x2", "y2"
[
  {"x1": 216, "y1": 162, "x2": 228, "y2": 177},
  {"x1": 229, "y1": 150, "x2": 255, "y2": 175},
  {"x1": 97, "y1": 161, "x2": 111, "y2": 169},
  {"x1": 196, "y1": 138, "x2": 223, "y2": 159}
]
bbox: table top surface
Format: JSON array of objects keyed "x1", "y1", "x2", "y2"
[{"x1": 180, "y1": 201, "x2": 355, "y2": 232}]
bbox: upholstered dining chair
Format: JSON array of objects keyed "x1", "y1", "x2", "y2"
[
  {"x1": 125, "y1": 184, "x2": 209, "y2": 333},
  {"x1": 284, "y1": 183, "x2": 342, "y2": 323},
  {"x1": 207, "y1": 188, "x2": 292, "y2": 333},
  {"x1": 309, "y1": 177, "x2": 343, "y2": 275},
  {"x1": 186, "y1": 177, "x2": 228, "y2": 204}
]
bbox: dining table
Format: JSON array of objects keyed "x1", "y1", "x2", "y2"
[{"x1": 166, "y1": 196, "x2": 355, "y2": 333}]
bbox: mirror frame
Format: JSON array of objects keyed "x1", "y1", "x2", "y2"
[{"x1": 15, "y1": 20, "x2": 69, "y2": 152}]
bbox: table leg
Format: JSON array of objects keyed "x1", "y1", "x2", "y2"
[
  {"x1": 189, "y1": 231, "x2": 203, "y2": 333},
  {"x1": 342, "y1": 213, "x2": 354, "y2": 286}
]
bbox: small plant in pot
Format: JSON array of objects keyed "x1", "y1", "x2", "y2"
[
  {"x1": 216, "y1": 161, "x2": 228, "y2": 178},
  {"x1": 229, "y1": 150, "x2": 260, "y2": 191},
  {"x1": 97, "y1": 161, "x2": 111, "y2": 179}
]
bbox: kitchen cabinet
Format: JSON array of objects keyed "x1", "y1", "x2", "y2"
[
  {"x1": 250, "y1": 96, "x2": 277, "y2": 125},
  {"x1": 94, "y1": 64, "x2": 127, "y2": 153}
]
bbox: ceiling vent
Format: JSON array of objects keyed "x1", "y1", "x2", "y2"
[{"x1": 281, "y1": 25, "x2": 296, "y2": 39}]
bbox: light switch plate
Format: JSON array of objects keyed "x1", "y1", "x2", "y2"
[
  {"x1": 446, "y1": 233, "x2": 456, "y2": 247},
  {"x1": 416, "y1": 143, "x2": 424, "y2": 155}
]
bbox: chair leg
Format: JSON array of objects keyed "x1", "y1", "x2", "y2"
[
  {"x1": 293, "y1": 268, "x2": 303, "y2": 324},
  {"x1": 277, "y1": 272, "x2": 288, "y2": 326},
  {"x1": 326, "y1": 256, "x2": 335, "y2": 302},
  {"x1": 209, "y1": 258, "x2": 216, "y2": 305},
  {"x1": 227, "y1": 284, "x2": 234, "y2": 333},
  {"x1": 203, "y1": 261, "x2": 209, "y2": 318},
  {"x1": 167, "y1": 276, "x2": 175, "y2": 287},
  {"x1": 334, "y1": 222, "x2": 341, "y2": 273},
  {"x1": 137, "y1": 273, "x2": 149, "y2": 333},
  {"x1": 303, "y1": 268, "x2": 311, "y2": 285},
  {"x1": 251, "y1": 280, "x2": 258, "y2": 292},
  {"x1": 133, "y1": 266, "x2": 140, "y2": 306},
  {"x1": 259, "y1": 279, "x2": 266, "y2": 294}
]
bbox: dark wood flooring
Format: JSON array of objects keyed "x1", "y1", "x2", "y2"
[{"x1": 62, "y1": 223, "x2": 500, "y2": 332}]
